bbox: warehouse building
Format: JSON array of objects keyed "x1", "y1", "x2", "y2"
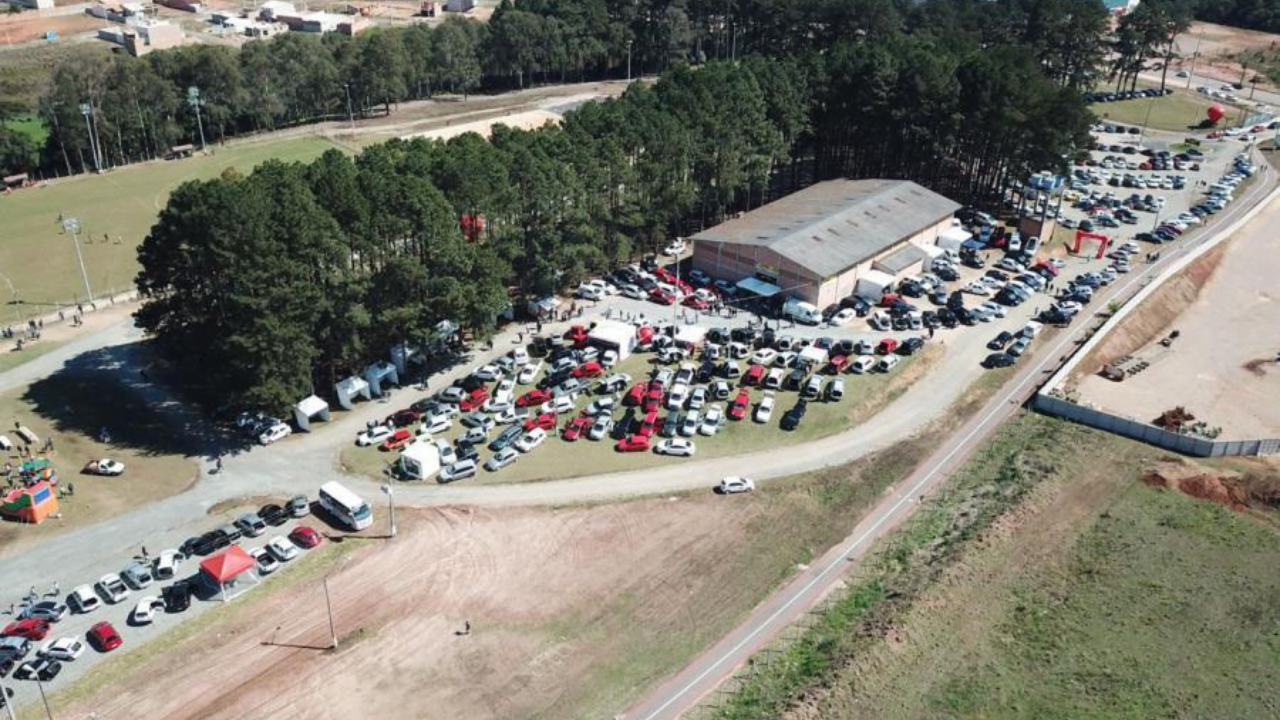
[{"x1": 689, "y1": 179, "x2": 961, "y2": 308}]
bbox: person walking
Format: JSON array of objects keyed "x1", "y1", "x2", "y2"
[
  {"x1": 463, "y1": 620, "x2": 472, "y2": 635},
  {"x1": 50, "y1": 582, "x2": 59, "y2": 597}
]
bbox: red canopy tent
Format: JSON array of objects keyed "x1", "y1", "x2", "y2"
[{"x1": 200, "y1": 545, "x2": 258, "y2": 602}]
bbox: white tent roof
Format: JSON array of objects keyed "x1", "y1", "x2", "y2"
[
  {"x1": 296, "y1": 395, "x2": 328, "y2": 416},
  {"x1": 588, "y1": 320, "x2": 635, "y2": 348},
  {"x1": 736, "y1": 277, "x2": 782, "y2": 297},
  {"x1": 335, "y1": 376, "x2": 369, "y2": 396},
  {"x1": 799, "y1": 345, "x2": 829, "y2": 365},
  {"x1": 400, "y1": 442, "x2": 440, "y2": 480},
  {"x1": 674, "y1": 325, "x2": 707, "y2": 346}
]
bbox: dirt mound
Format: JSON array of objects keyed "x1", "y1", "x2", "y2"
[{"x1": 1141, "y1": 458, "x2": 1280, "y2": 512}]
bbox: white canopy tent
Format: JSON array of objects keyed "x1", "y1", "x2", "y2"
[
  {"x1": 674, "y1": 325, "x2": 707, "y2": 348},
  {"x1": 390, "y1": 343, "x2": 421, "y2": 377},
  {"x1": 399, "y1": 442, "x2": 441, "y2": 481},
  {"x1": 334, "y1": 376, "x2": 371, "y2": 411},
  {"x1": 363, "y1": 362, "x2": 399, "y2": 397},
  {"x1": 588, "y1": 320, "x2": 637, "y2": 361},
  {"x1": 293, "y1": 395, "x2": 330, "y2": 431}
]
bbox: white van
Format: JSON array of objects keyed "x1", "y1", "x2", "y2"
[{"x1": 782, "y1": 298, "x2": 822, "y2": 325}]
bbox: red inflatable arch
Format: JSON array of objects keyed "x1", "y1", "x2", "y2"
[{"x1": 1073, "y1": 229, "x2": 1111, "y2": 259}]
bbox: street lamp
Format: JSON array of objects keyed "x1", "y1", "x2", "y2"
[
  {"x1": 60, "y1": 216, "x2": 95, "y2": 305},
  {"x1": 187, "y1": 86, "x2": 207, "y2": 152},
  {"x1": 343, "y1": 83, "x2": 355, "y2": 131},
  {"x1": 380, "y1": 484, "x2": 396, "y2": 538},
  {"x1": 34, "y1": 676, "x2": 53, "y2": 720},
  {"x1": 322, "y1": 573, "x2": 339, "y2": 651},
  {"x1": 626, "y1": 40, "x2": 633, "y2": 82},
  {"x1": 78, "y1": 103, "x2": 101, "y2": 174}
]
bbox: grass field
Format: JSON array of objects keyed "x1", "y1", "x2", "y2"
[
  {"x1": 1089, "y1": 86, "x2": 1227, "y2": 133},
  {"x1": 340, "y1": 347, "x2": 938, "y2": 485},
  {"x1": 0, "y1": 136, "x2": 340, "y2": 317},
  {"x1": 2, "y1": 113, "x2": 48, "y2": 146},
  {"x1": 709, "y1": 412, "x2": 1280, "y2": 720}
]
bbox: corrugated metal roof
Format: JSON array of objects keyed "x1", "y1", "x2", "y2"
[
  {"x1": 691, "y1": 180, "x2": 960, "y2": 278},
  {"x1": 873, "y1": 243, "x2": 927, "y2": 274}
]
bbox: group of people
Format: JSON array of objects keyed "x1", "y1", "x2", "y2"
[{"x1": 6, "y1": 583, "x2": 60, "y2": 616}]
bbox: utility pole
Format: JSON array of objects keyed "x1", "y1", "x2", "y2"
[
  {"x1": 1185, "y1": 28, "x2": 1204, "y2": 89},
  {"x1": 323, "y1": 575, "x2": 338, "y2": 650},
  {"x1": 60, "y1": 216, "x2": 95, "y2": 304},
  {"x1": 187, "y1": 86, "x2": 206, "y2": 152},
  {"x1": 79, "y1": 103, "x2": 100, "y2": 174},
  {"x1": 343, "y1": 83, "x2": 355, "y2": 131},
  {"x1": 380, "y1": 484, "x2": 396, "y2": 538},
  {"x1": 626, "y1": 40, "x2": 633, "y2": 82},
  {"x1": 34, "y1": 677, "x2": 53, "y2": 720}
]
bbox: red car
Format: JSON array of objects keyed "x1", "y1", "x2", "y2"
[
  {"x1": 385, "y1": 408, "x2": 421, "y2": 428},
  {"x1": 742, "y1": 364, "x2": 765, "y2": 386},
  {"x1": 3, "y1": 619, "x2": 50, "y2": 641},
  {"x1": 564, "y1": 325, "x2": 589, "y2": 348},
  {"x1": 649, "y1": 288, "x2": 676, "y2": 305},
  {"x1": 644, "y1": 384, "x2": 663, "y2": 413},
  {"x1": 879, "y1": 293, "x2": 901, "y2": 308},
  {"x1": 571, "y1": 361, "x2": 604, "y2": 379},
  {"x1": 636, "y1": 325, "x2": 655, "y2": 347},
  {"x1": 654, "y1": 267, "x2": 675, "y2": 283},
  {"x1": 827, "y1": 355, "x2": 850, "y2": 374},
  {"x1": 523, "y1": 412, "x2": 558, "y2": 432},
  {"x1": 459, "y1": 388, "x2": 490, "y2": 411},
  {"x1": 624, "y1": 383, "x2": 646, "y2": 406},
  {"x1": 516, "y1": 388, "x2": 551, "y2": 408},
  {"x1": 615, "y1": 434, "x2": 651, "y2": 453},
  {"x1": 675, "y1": 279, "x2": 693, "y2": 294},
  {"x1": 877, "y1": 338, "x2": 900, "y2": 355},
  {"x1": 289, "y1": 525, "x2": 323, "y2": 549},
  {"x1": 637, "y1": 411, "x2": 659, "y2": 437},
  {"x1": 561, "y1": 416, "x2": 591, "y2": 441},
  {"x1": 728, "y1": 389, "x2": 751, "y2": 421},
  {"x1": 87, "y1": 622, "x2": 122, "y2": 652},
  {"x1": 682, "y1": 295, "x2": 709, "y2": 311},
  {"x1": 379, "y1": 428, "x2": 413, "y2": 452}
]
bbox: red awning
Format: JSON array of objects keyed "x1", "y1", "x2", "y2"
[{"x1": 200, "y1": 545, "x2": 255, "y2": 583}]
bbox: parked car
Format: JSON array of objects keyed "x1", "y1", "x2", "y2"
[
  {"x1": 718, "y1": 476, "x2": 755, "y2": 494},
  {"x1": 780, "y1": 400, "x2": 808, "y2": 431},
  {"x1": 258, "y1": 422, "x2": 291, "y2": 445},
  {"x1": 700, "y1": 405, "x2": 725, "y2": 436},
  {"x1": 728, "y1": 389, "x2": 751, "y2": 420},
  {"x1": 20, "y1": 601, "x2": 67, "y2": 624},
  {"x1": 94, "y1": 574, "x2": 130, "y2": 604},
  {"x1": 515, "y1": 427, "x2": 548, "y2": 452},
  {"x1": 983, "y1": 352, "x2": 1016, "y2": 368},
  {"x1": 356, "y1": 425, "x2": 394, "y2": 446},
  {"x1": 562, "y1": 416, "x2": 592, "y2": 441},
  {"x1": 2, "y1": 619, "x2": 51, "y2": 641},
  {"x1": 161, "y1": 582, "x2": 192, "y2": 614},
  {"x1": 289, "y1": 525, "x2": 323, "y2": 549},
  {"x1": 615, "y1": 434, "x2": 651, "y2": 452},
  {"x1": 754, "y1": 392, "x2": 776, "y2": 423},
  {"x1": 287, "y1": 494, "x2": 310, "y2": 518},
  {"x1": 87, "y1": 622, "x2": 122, "y2": 652},
  {"x1": 14, "y1": 658, "x2": 62, "y2": 682},
  {"x1": 234, "y1": 513, "x2": 268, "y2": 539},
  {"x1": 656, "y1": 438, "x2": 697, "y2": 457},
  {"x1": 67, "y1": 586, "x2": 100, "y2": 614},
  {"x1": 129, "y1": 596, "x2": 165, "y2": 625},
  {"x1": 438, "y1": 459, "x2": 478, "y2": 483},
  {"x1": 38, "y1": 638, "x2": 85, "y2": 662}
]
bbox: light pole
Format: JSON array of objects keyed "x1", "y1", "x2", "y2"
[
  {"x1": 380, "y1": 484, "x2": 396, "y2": 538},
  {"x1": 626, "y1": 40, "x2": 633, "y2": 82},
  {"x1": 322, "y1": 574, "x2": 339, "y2": 650},
  {"x1": 34, "y1": 677, "x2": 53, "y2": 720},
  {"x1": 343, "y1": 83, "x2": 355, "y2": 131},
  {"x1": 187, "y1": 86, "x2": 206, "y2": 152},
  {"x1": 78, "y1": 103, "x2": 100, "y2": 174},
  {"x1": 60, "y1": 216, "x2": 95, "y2": 304}
]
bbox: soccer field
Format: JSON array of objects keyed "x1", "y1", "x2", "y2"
[{"x1": 0, "y1": 136, "x2": 339, "y2": 319}]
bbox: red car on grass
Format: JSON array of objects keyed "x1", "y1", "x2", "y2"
[
  {"x1": 615, "y1": 434, "x2": 651, "y2": 453},
  {"x1": 523, "y1": 412, "x2": 558, "y2": 432},
  {"x1": 624, "y1": 383, "x2": 646, "y2": 406},
  {"x1": 742, "y1": 364, "x2": 765, "y2": 386},
  {"x1": 289, "y1": 526, "x2": 323, "y2": 549},
  {"x1": 516, "y1": 388, "x2": 551, "y2": 408},
  {"x1": 649, "y1": 288, "x2": 676, "y2": 305},
  {"x1": 379, "y1": 429, "x2": 413, "y2": 452},
  {"x1": 876, "y1": 338, "x2": 900, "y2": 355},
  {"x1": 827, "y1": 355, "x2": 851, "y2": 374},
  {"x1": 637, "y1": 411, "x2": 660, "y2": 437},
  {"x1": 459, "y1": 388, "x2": 490, "y2": 411},
  {"x1": 561, "y1": 416, "x2": 592, "y2": 441},
  {"x1": 728, "y1": 389, "x2": 751, "y2": 421},
  {"x1": 87, "y1": 622, "x2": 122, "y2": 652},
  {"x1": 564, "y1": 324, "x2": 589, "y2": 348},
  {"x1": 571, "y1": 361, "x2": 605, "y2": 379},
  {"x1": 3, "y1": 619, "x2": 50, "y2": 641},
  {"x1": 643, "y1": 384, "x2": 663, "y2": 413}
]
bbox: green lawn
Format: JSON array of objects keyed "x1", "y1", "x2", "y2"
[
  {"x1": 341, "y1": 347, "x2": 938, "y2": 485},
  {"x1": 1089, "y1": 86, "x2": 1228, "y2": 133},
  {"x1": 3, "y1": 113, "x2": 49, "y2": 146},
  {"x1": 0, "y1": 136, "x2": 340, "y2": 317}
]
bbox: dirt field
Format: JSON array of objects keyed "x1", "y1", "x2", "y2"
[
  {"x1": 1171, "y1": 21, "x2": 1280, "y2": 90},
  {"x1": 50, "y1": 458, "x2": 906, "y2": 720},
  {"x1": 1074, "y1": 194, "x2": 1280, "y2": 439},
  {"x1": 0, "y1": 11, "x2": 102, "y2": 46}
]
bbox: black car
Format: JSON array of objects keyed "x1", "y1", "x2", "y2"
[
  {"x1": 833, "y1": 338, "x2": 856, "y2": 356},
  {"x1": 929, "y1": 290, "x2": 948, "y2": 306},
  {"x1": 706, "y1": 327, "x2": 732, "y2": 345},
  {"x1": 954, "y1": 307, "x2": 975, "y2": 325},
  {"x1": 936, "y1": 308, "x2": 957, "y2": 328},
  {"x1": 780, "y1": 400, "x2": 808, "y2": 431},
  {"x1": 898, "y1": 337, "x2": 926, "y2": 355},
  {"x1": 784, "y1": 368, "x2": 807, "y2": 391},
  {"x1": 921, "y1": 311, "x2": 940, "y2": 329},
  {"x1": 258, "y1": 503, "x2": 288, "y2": 527},
  {"x1": 898, "y1": 281, "x2": 923, "y2": 298},
  {"x1": 731, "y1": 326, "x2": 758, "y2": 344},
  {"x1": 696, "y1": 361, "x2": 715, "y2": 383},
  {"x1": 488, "y1": 426, "x2": 523, "y2": 452},
  {"x1": 987, "y1": 331, "x2": 1014, "y2": 350},
  {"x1": 662, "y1": 410, "x2": 681, "y2": 438},
  {"x1": 983, "y1": 352, "x2": 1016, "y2": 369},
  {"x1": 454, "y1": 443, "x2": 480, "y2": 463},
  {"x1": 934, "y1": 265, "x2": 959, "y2": 281},
  {"x1": 947, "y1": 290, "x2": 966, "y2": 311},
  {"x1": 163, "y1": 581, "x2": 192, "y2": 613},
  {"x1": 15, "y1": 658, "x2": 61, "y2": 682}
]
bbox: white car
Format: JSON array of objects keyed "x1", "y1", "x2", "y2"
[
  {"x1": 95, "y1": 574, "x2": 130, "y2": 604},
  {"x1": 439, "y1": 459, "x2": 478, "y2": 483},
  {"x1": 356, "y1": 425, "x2": 394, "y2": 447},
  {"x1": 153, "y1": 549, "x2": 183, "y2": 580},
  {"x1": 620, "y1": 284, "x2": 646, "y2": 300},
  {"x1": 130, "y1": 596, "x2": 163, "y2": 625},
  {"x1": 575, "y1": 283, "x2": 605, "y2": 301},
  {"x1": 773, "y1": 351, "x2": 797, "y2": 368},
  {"x1": 656, "y1": 438, "x2": 697, "y2": 457},
  {"x1": 699, "y1": 405, "x2": 724, "y2": 436},
  {"x1": 420, "y1": 414, "x2": 452, "y2": 435},
  {"x1": 459, "y1": 426, "x2": 490, "y2": 446},
  {"x1": 494, "y1": 406, "x2": 529, "y2": 425},
  {"x1": 493, "y1": 378, "x2": 515, "y2": 402},
  {"x1": 67, "y1": 585, "x2": 100, "y2": 614},
  {"x1": 482, "y1": 398, "x2": 512, "y2": 415},
  {"x1": 687, "y1": 386, "x2": 707, "y2": 411},
  {"x1": 259, "y1": 422, "x2": 291, "y2": 446},
  {"x1": 485, "y1": 447, "x2": 519, "y2": 471},
  {"x1": 473, "y1": 364, "x2": 503, "y2": 381},
  {"x1": 539, "y1": 396, "x2": 574, "y2": 415},
  {"x1": 250, "y1": 546, "x2": 279, "y2": 575},
  {"x1": 515, "y1": 427, "x2": 547, "y2": 452},
  {"x1": 433, "y1": 439, "x2": 457, "y2": 466},
  {"x1": 719, "y1": 476, "x2": 755, "y2": 494},
  {"x1": 829, "y1": 308, "x2": 857, "y2": 326},
  {"x1": 600, "y1": 373, "x2": 631, "y2": 393},
  {"x1": 1113, "y1": 260, "x2": 1130, "y2": 273},
  {"x1": 680, "y1": 411, "x2": 701, "y2": 437},
  {"x1": 754, "y1": 392, "x2": 776, "y2": 423},
  {"x1": 38, "y1": 638, "x2": 85, "y2": 662},
  {"x1": 584, "y1": 397, "x2": 616, "y2": 416},
  {"x1": 667, "y1": 383, "x2": 689, "y2": 410},
  {"x1": 517, "y1": 361, "x2": 543, "y2": 385},
  {"x1": 664, "y1": 240, "x2": 687, "y2": 256},
  {"x1": 267, "y1": 536, "x2": 299, "y2": 562},
  {"x1": 511, "y1": 346, "x2": 530, "y2": 365},
  {"x1": 964, "y1": 281, "x2": 991, "y2": 296},
  {"x1": 751, "y1": 348, "x2": 778, "y2": 366},
  {"x1": 588, "y1": 414, "x2": 612, "y2": 440},
  {"x1": 877, "y1": 355, "x2": 901, "y2": 372},
  {"x1": 1055, "y1": 300, "x2": 1082, "y2": 316},
  {"x1": 89, "y1": 458, "x2": 126, "y2": 476},
  {"x1": 979, "y1": 301, "x2": 1007, "y2": 318}
]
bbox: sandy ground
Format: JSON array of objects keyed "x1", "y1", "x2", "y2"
[
  {"x1": 1172, "y1": 22, "x2": 1279, "y2": 91},
  {"x1": 60, "y1": 497, "x2": 773, "y2": 720},
  {"x1": 0, "y1": 10, "x2": 100, "y2": 45},
  {"x1": 400, "y1": 109, "x2": 563, "y2": 141},
  {"x1": 1076, "y1": 194, "x2": 1280, "y2": 439}
]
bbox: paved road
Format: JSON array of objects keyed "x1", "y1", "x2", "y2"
[{"x1": 621, "y1": 151, "x2": 1276, "y2": 720}]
